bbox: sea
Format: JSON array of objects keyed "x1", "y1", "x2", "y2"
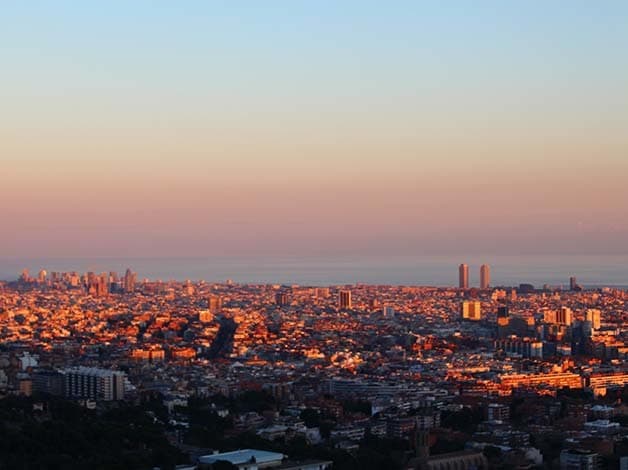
[{"x1": 0, "y1": 255, "x2": 627, "y2": 288}]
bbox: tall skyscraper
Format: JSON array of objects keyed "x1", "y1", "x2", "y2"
[
  {"x1": 97, "y1": 272, "x2": 109, "y2": 297},
  {"x1": 458, "y1": 264, "x2": 469, "y2": 289},
  {"x1": 569, "y1": 276, "x2": 581, "y2": 291},
  {"x1": 124, "y1": 268, "x2": 136, "y2": 293},
  {"x1": 339, "y1": 290, "x2": 352, "y2": 310},
  {"x1": 480, "y1": 264, "x2": 490, "y2": 289}
]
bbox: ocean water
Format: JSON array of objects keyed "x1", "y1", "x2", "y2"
[{"x1": 0, "y1": 255, "x2": 627, "y2": 288}]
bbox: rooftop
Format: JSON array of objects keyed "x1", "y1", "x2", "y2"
[{"x1": 198, "y1": 449, "x2": 285, "y2": 465}]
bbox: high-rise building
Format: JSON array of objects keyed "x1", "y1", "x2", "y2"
[
  {"x1": 586, "y1": 309, "x2": 601, "y2": 330},
  {"x1": 569, "y1": 276, "x2": 582, "y2": 291},
  {"x1": 339, "y1": 290, "x2": 352, "y2": 310},
  {"x1": 86, "y1": 272, "x2": 108, "y2": 297},
  {"x1": 97, "y1": 272, "x2": 109, "y2": 297},
  {"x1": 480, "y1": 264, "x2": 490, "y2": 289},
  {"x1": 459, "y1": 264, "x2": 469, "y2": 289},
  {"x1": 69, "y1": 272, "x2": 81, "y2": 287},
  {"x1": 544, "y1": 307, "x2": 573, "y2": 326},
  {"x1": 460, "y1": 301, "x2": 482, "y2": 320},
  {"x1": 570, "y1": 276, "x2": 578, "y2": 290},
  {"x1": 557, "y1": 306, "x2": 573, "y2": 325},
  {"x1": 124, "y1": 268, "x2": 136, "y2": 293},
  {"x1": 275, "y1": 292, "x2": 290, "y2": 306}
]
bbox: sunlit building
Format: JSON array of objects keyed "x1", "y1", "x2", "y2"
[
  {"x1": 480, "y1": 264, "x2": 490, "y2": 289},
  {"x1": 458, "y1": 264, "x2": 469, "y2": 289},
  {"x1": 460, "y1": 301, "x2": 482, "y2": 320},
  {"x1": 339, "y1": 290, "x2": 352, "y2": 310},
  {"x1": 586, "y1": 309, "x2": 601, "y2": 330}
]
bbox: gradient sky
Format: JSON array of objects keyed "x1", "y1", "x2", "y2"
[{"x1": 1, "y1": 1, "x2": 627, "y2": 258}]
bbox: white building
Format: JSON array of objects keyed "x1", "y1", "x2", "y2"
[
  {"x1": 199, "y1": 449, "x2": 285, "y2": 469},
  {"x1": 198, "y1": 449, "x2": 332, "y2": 470},
  {"x1": 63, "y1": 366, "x2": 126, "y2": 401}
]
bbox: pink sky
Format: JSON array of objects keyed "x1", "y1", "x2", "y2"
[{"x1": 2, "y1": 3, "x2": 627, "y2": 258}]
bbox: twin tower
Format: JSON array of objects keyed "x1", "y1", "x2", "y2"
[{"x1": 459, "y1": 263, "x2": 490, "y2": 289}]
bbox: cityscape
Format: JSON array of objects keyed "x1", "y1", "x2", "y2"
[
  {"x1": 0, "y1": 264, "x2": 626, "y2": 469},
  {"x1": 2, "y1": 1, "x2": 627, "y2": 469}
]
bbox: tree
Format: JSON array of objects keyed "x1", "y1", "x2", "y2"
[{"x1": 300, "y1": 408, "x2": 321, "y2": 428}]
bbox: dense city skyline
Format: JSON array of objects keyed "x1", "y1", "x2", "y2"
[
  {"x1": 2, "y1": 2, "x2": 628, "y2": 258},
  {"x1": 3, "y1": 257, "x2": 627, "y2": 288},
  {"x1": 1, "y1": 263, "x2": 626, "y2": 468}
]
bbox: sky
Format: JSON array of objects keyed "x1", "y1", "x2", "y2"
[{"x1": 1, "y1": 1, "x2": 627, "y2": 259}]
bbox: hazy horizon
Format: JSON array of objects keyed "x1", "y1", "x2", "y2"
[{"x1": 2, "y1": 254, "x2": 627, "y2": 287}]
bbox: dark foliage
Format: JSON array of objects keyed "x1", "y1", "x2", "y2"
[{"x1": 0, "y1": 396, "x2": 187, "y2": 470}]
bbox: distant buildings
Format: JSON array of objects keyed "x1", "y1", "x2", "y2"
[
  {"x1": 458, "y1": 264, "x2": 469, "y2": 289},
  {"x1": 542, "y1": 307, "x2": 573, "y2": 326},
  {"x1": 124, "y1": 268, "x2": 137, "y2": 293},
  {"x1": 570, "y1": 276, "x2": 582, "y2": 291},
  {"x1": 3, "y1": 264, "x2": 626, "y2": 470},
  {"x1": 208, "y1": 295, "x2": 223, "y2": 313},
  {"x1": 495, "y1": 338, "x2": 543, "y2": 358},
  {"x1": 460, "y1": 301, "x2": 482, "y2": 320},
  {"x1": 339, "y1": 290, "x2": 352, "y2": 310},
  {"x1": 586, "y1": 308, "x2": 601, "y2": 330},
  {"x1": 458, "y1": 263, "x2": 490, "y2": 289},
  {"x1": 87, "y1": 272, "x2": 109, "y2": 297},
  {"x1": 315, "y1": 287, "x2": 330, "y2": 298},
  {"x1": 275, "y1": 292, "x2": 290, "y2": 306},
  {"x1": 480, "y1": 264, "x2": 490, "y2": 289}
]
